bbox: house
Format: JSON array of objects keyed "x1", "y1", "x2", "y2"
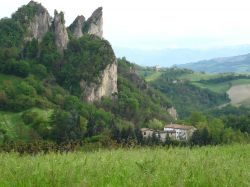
[
  {"x1": 141, "y1": 128, "x2": 154, "y2": 139},
  {"x1": 164, "y1": 124, "x2": 196, "y2": 141},
  {"x1": 140, "y1": 129, "x2": 176, "y2": 142},
  {"x1": 141, "y1": 128, "x2": 168, "y2": 142}
]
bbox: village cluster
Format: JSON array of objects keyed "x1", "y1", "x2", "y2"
[{"x1": 141, "y1": 124, "x2": 197, "y2": 141}]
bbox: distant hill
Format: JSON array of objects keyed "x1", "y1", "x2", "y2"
[
  {"x1": 114, "y1": 45, "x2": 250, "y2": 67},
  {"x1": 178, "y1": 53, "x2": 250, "y2": 73},
  {"x1": 139, "y1": 67, "x2": 250, "y2": 117}
]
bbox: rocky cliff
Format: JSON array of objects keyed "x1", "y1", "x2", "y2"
[
  {"x1": 16, "y1": 1, "x2": 116, "y2": 102},
  {"x1": 80, "y1": 61, "x2": 117, "y2": 102},
  {"x1": 70, "y1": 7, "x2": 103, "y2": 39},
  {"x1": 69, "y1": 16, "x2": 85, "y2": 38},
  {"x1": 84, "y1": 7, "x2": 103, "y2": 38},
  {"x1": 53, "y1": 10, "x2": 69, "y2": 54},
  {"x1": 23, "y1": 1, "x2": 51, "y2": 42}
]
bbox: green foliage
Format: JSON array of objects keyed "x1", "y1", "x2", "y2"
[
  {"x1": 0, "y1": 73, "x2": 56, "y2": 111},
  {"x1": 0, "y1": 47, "x2": 19, "y2": 62},
  {"x1": 23, "y1": 39, "x2": 39, "y2": 59},
  {"x1": 12, "y1": 2, "x2": 43, "y2": 27},
  {"x1": 147, "y1": 119, "x2": 164, "y2": 130},
  {"x1": 50, "y1": 109, "x2": 87, "y2": 142},
  {"x1": 223, "y1": 114, "x2": 250, "y2": 134},
  {"x1": 57, "y1": 35, "x2": 115, "y2": 95},
  {"x1": 39, "y1": 32, "x2": 61, "y2": 70},
  {"x1": 0, "y1": 18, "x2": 24, "y2": 48},
  {"x1": 187, "y1": 112, "x2": 249, "y2": 145},
  {"x1": 30, "y1": 63, "x2": 48, "y2": 79},
  {"x1": 21, "y1": 109, "x2": 50, "y2": 139},
  {"x1": 150, "y1": 72, "x2": 229, "y2": 117},
  {"x1": 0, "y1": 59, "x2": 30, "y2": 77}
]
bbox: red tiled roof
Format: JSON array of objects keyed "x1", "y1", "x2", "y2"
[{"x1": 164, "y1": 124, "x2": 195, "y2": 130}]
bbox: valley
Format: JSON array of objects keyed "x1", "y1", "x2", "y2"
[{"x1": 140, "y1": 67, "x2": 250, "y2": 107}]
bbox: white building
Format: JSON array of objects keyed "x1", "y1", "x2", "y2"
[{"x1": 164, "y1": 124, "x2": 197, "y2": 141}]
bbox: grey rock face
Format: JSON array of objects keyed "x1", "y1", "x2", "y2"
[
  {"x1": 167, "y1": 107, "x2": 178, "y2": 121},
  {"x1": 24, "y1": 1, "x2": 51, "y2": 42},
  {"x1": 69, "y1": 16, "x2": 85, "y2": 38},
  {"x1": 80, "y1": 61, "x2": 118, "y2": 102},
  {"x1": 53, "y1": 10, "x2": 69, "y2": 54},
  {"x1": 85, "y1": 7, "x2": 103, "y2": 38}
]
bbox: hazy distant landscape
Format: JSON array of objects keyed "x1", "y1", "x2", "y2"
[{"x1": 115, "y1": 45, "x2": 250, "y2": 67}]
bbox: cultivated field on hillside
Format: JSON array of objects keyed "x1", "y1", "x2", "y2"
[
  {"x1": 0, "y1": 144, "x2": 249, "y2": 187},
  {"x1": 227, "y1": 84, "x2": 250, "y2": 106}
]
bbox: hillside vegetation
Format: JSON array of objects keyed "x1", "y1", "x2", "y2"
[
  {"x1": 140, "y1": 67, "x2": 250, "y2": 113},
  {"x1": 0, "y1": 2, "x2": 174, "y2": 146}
]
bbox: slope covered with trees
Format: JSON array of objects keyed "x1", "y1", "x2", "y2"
[{"x1": 0, "y1": 2, "x2": 175, "y2": 146}]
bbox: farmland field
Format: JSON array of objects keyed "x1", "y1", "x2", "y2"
[
  {"x1": 0, "y1": 144, "x2": 249, "y2": 187},
  {"x1": 227, "y1": 84, "x2": 250, "y2": 106}
]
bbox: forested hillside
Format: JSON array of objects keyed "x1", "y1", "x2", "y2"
[{"x1": 0, "y1": 2, "x2": 174, "y2": 146}]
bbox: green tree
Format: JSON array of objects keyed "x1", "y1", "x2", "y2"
[
  {"x1": 50, "y1": 109, "x2": 87, "y2": 143},
  {"x1": 147, "y1": 119, "x2": 164, "y2": 130}
]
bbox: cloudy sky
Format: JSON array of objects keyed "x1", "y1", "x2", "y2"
[{"x1": 2, "y1": 0, "x2": 250, "y2": 65}]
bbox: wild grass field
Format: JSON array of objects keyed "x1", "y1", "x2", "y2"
[{"x1": 0, "y1": 144, "x2": 249, "y2": 187}]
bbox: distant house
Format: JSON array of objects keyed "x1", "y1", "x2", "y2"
[
  {"x1": 141, "y1": 124, "x2": 196, "y2": 142},
  {"x1": 141, "y1": 128, "x2": 154, "y2": 139},
  {"x1": 164, "y1": 124, "x2": 196, "y2": 141},
  {"x1": 140, "y1": 128, "x2": 178, "y2": 142},
  {"x1": 155, "y1": 131, "x2": 176, "y2": 141}
]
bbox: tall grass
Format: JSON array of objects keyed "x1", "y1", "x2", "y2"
[{"x1": 0, "y1": 144, "x2": 249, "y2": 187}]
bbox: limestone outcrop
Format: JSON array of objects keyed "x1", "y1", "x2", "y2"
[
  {"x1": 24, "y1": 1, "x2": 51, "y2": 42},
  {"x1": 80, "y1": 61, "x2": 118, "y2": 102},
  {"x1": 53, "y1": 10, "x2": 69, "y2": 54},
  {"x1": 19, "y1": 2, "x2": 116, "y2": 102},
  {"x1": 85, "y1": 7, "x2": 103, "y2": 38},
  {"x1": 69, "y1": 16, "x2": 85, "y2": 38}
]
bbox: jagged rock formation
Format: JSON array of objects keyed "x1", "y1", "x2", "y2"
[
  {"x1": 53, "y1": 10, "x2": 69, "y2": 54},
  {"x1": 80, "y1": 61, "x2": 118, "y2": 102},
  {"x1": 69, "y1": 16, "x2": 85, "y2": 38},
  {"x1": 24, "y1": 1, "x2": 51, "y2": 42},
  {"x1": 84, "y1": 7, "x2": 103, "y2": 38},
  {"x1": 69, "y1": 7, "x2": 103, "y2": 39},
  {"x1": 15, "y1": 1, "x2": 116, "y2": 102}
]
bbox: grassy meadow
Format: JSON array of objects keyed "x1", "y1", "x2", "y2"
[{"x1": 0, "y1": 144, "x2": 249, "y2": 187}]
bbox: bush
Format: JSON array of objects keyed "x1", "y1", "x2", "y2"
[{"x1": 1, "y1": 59, "x2": 30, "y2": 77}]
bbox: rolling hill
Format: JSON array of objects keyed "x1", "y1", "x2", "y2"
[
  {"x1": 139, "y1": 67, "x2": 250, "y2": 116},
  {"x1": 178, "y1": 53, "x2": 250, "y2": 73}
]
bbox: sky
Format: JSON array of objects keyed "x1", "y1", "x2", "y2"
[{"x1": 1, "y1": 0, "x2": 250, "y2": 65}]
